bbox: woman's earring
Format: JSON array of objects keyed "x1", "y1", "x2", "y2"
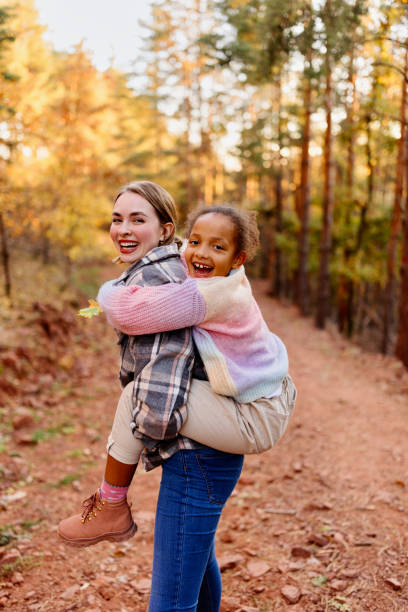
[{"x1": 159, "y1": 239, "x2": 164, "y2": 245}]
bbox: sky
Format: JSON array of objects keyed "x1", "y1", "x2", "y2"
[{"x1": 34, "y1": 0, "x2": 153, "y2": 72}]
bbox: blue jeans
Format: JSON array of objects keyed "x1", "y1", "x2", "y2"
[{"x1": 148, "y1": 448, "x2": 244, "y2": 612}]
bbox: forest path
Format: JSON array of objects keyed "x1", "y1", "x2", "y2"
[{"x1": 1, "y1": 279, "x2": 408, "y2": 611}]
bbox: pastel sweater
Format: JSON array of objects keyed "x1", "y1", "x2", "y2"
[{"x1": 97, "y1": 266, "x2": 289, "y2": 402}]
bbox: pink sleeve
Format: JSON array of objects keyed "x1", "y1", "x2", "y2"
[{"x1": 97, "y1": 279, "x2": 206, "y2": 335}]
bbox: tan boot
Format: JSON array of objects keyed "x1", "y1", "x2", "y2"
[{"x1": 57, "y1": 491, "x2": 137, "y2": 547}]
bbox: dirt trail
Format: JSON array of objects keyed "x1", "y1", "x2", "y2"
[{"x1": 1, "y1": 280, "x2": 408, "y2": 611}]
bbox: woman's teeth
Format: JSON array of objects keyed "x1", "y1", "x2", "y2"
[{"x1": 120, "y1": 242, "x2": 138, "y2": 249}]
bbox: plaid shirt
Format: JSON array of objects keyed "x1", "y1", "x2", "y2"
[{"x1": 114, "y1": 244, "x2": 201, "y2": 471}]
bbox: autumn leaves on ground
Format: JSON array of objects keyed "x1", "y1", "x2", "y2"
[{"x1": 1, "y1": 279, "x2": 408, "y2": 612}]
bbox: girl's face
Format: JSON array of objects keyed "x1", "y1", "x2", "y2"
[
  {"x1": 184, "y1": 213, "x2": 246, "y2": 278},
  {"x1": 110, "y1": 192, "x2": 173, "y2": 264}
]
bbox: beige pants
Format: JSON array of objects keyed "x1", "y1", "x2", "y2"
[{"x1": 107, "y1": 375, "x2": 296, "y2": 464}]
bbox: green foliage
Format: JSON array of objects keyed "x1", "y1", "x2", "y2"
[
  {"x1": 329, "y1": 597, "x2": 351, "y2": 611},
  {"x1": 31, "y1": 422, "x2": 75, "y2": 444},
  {"x1": 311, "y1": 574, "x2": 328, "y2": 587},
  {"x1": 78, "y1": 299, "x2": 102, "y2": 319},
  {"x1": 50, "y1": 473, "x2": 82, "y2": 488},
  {"x1": 0, "y1": 554, "x2": 38, "y2": 577}
]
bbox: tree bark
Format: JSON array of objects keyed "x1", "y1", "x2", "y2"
[
  {"x1": 272, "y1": 79, "x2": 284, "y2": 298},
  {"x1": 395, "y1": 45, "x2": 408, "y2": 366},
  {"x1": 0, "y1": 211, "x2": 11, "y2": 297},
  {"x1": 382, "y1": 43, "x2": 407, "y2": 354},
  {"x1": 297, "y1": 55, "x2": 312, "y2": 315},
  {"x1": 316, "y1": 54, "x2": 334, "y2": 329},
  {"x1": 338, "y1": 50, "x2": 357, "y2": 335}
]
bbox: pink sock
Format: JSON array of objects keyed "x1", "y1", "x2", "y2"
[{"x1": 100, "y1": 479, "x2": 129, "y2": 501}]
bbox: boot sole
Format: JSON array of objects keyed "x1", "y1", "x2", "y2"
[{"x1": 57, "y1": 520, "x2": 138, "y2": 548}]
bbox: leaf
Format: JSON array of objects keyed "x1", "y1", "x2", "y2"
[
  {"x1": 78, "y1": 299, "x2": 103, "y2": 319},
  {"x1": 311, "y1": 574, "x2": 328, "y2": 587}
]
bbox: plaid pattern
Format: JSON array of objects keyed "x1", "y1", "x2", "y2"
[{"x1": 114, "y1": 245, "x2": 201, "y2": 471}]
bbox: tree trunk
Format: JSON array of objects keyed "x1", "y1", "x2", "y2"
[
  {"x1": 338, "y1": 50, "x2": 357, "y2": 335},
  {"x1": 0, "y1": 211, "x2": 11, "y2": 297},
  {"x1": 316, "y1": 56, "x2": 334, "y2": 329},
  {"x1": 271, "y1": 79, "x2": 284, "y2": 298},
  {"x1": 297, "y1": 56, "x2": 312, "y2": 315},
  {"x1": 382, "y1": 44, "x2": 407, "y2": 354},
  {"x1": 395, "y1": 46, "x2": 408, "y2": 366}
]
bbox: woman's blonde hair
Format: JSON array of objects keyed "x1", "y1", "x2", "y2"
[{"x1": 115, "y1": 181, "x2": 177, "y2": 245}]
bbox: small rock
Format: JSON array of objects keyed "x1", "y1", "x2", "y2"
[
  {"x1": 384, "y1": 577, "x2": 402, "y2": 590},
  {"x1": 96, "y1": 582, "x2": 116, "y2": 600},
  {"x1": 10, "y1": 572, "x2": 24, "y2": 585},
  {"x1": 292, "y1": 462, "x2": 303, "y2": 472},
  {"x1": 134, "y1": 578, "x2": 151, "y2": 593},
  {"x1": 24, "y1": 590, "x2": 37, "y2": 600},
  {"x1": 221, "y1": 596, "x2": 241, "y2": 611},
  {"x1": 219, "y1": 531, "x2": 234, "y2": 544},
  {"x1": 13, "y1": 432, "x2": 36, "y2": 446},
  {"x1": 61, "y1": 585, "x2": 80, "y2": 600},
  {"x1": 12, "y1": 410, "x2": 34, "y2": 431},
  {"x1": 0, "y1": 548, "x2": 21, "y2": 567},
  {"x1": 288, "y1": 561, "x2": 305, "y2": 571},
  {"x1": 281, "y1": 585, "x2": 301, "y2": 604},
  {"x1": 332, "y1": 532, "x2": 348, "y2": 549},
  {"x1": 340, "y1": 568, "x2": 360, "y2": 579},
  {"x1": 4, "y1": 490, "x2": 26, "y2": 503},
  {"x1": 374, "y1": 490, "x2": 395, "y2": 504},
  {"x1": 238, "y1": 476, "x2": 255, "y2": 486},
  {"x1": 247, "y1": 560, "x2": 271, "y2": 578},
  {"x1": 308, "y1": 533, "x2": 329, "y2": 547},
  {"x1": 291, "y1": 546, "x2": 312, "y2": 559},
  {"x1": 304, "y1": 501, "x2": 332, "y2": 511},
  {"x1": 330, "y1": 579, "x2": 348, "y2": 591},
  {"x1": 219, "y1": 553, "x2": 244, "y2": 571}
]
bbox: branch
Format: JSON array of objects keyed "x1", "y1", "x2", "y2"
[{"x1": 372, "y1": 61, "x2": 408, "y2": 82}]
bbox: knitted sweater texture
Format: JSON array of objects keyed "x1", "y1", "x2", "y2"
[{"x1": 98, "y1": 266, "x2": 289, "y2": 402}]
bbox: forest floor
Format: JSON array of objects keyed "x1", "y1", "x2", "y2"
[{"x1": 1, "y1": 277, "x2": 408, "y2": 612}]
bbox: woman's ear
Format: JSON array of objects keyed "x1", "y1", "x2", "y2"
[
  {"x1": 160, "y1": 223, "x2": 174, "y2": 242},
  {"x1": 232, "y1": 251, "x2": 246, "y2": 268}
]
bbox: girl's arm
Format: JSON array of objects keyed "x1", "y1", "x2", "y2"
[
  {"x1": 97, "y1": 278, "x2": 206, "y2": 335},
  {"x1": 98, "y1": 267, "x2": 250, "y2": 336}
]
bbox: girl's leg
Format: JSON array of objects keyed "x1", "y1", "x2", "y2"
[
  {"x1": 180, "y1": 377, "x2": 296, "y2": 454},
  {"x1": 57, "y1": 383, "x2": 141, "y2": 547},
  {"x1": 148, "y1": 449, "x2": 243, "y2": 612}
]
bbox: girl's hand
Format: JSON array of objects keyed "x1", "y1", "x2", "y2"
[{"x1": 78, "y1": 299, "x2": 103, "y2": 319}]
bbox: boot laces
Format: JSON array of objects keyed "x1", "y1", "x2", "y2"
[{"x1": 81, "y1": 492, "x2": 105, "y2": 523}]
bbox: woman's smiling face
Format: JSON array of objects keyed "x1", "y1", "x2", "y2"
[
  {"x1": 110, "y1": 192, "x2": 171, "y2": 264},
  {"x1": 184, "y1": 213, "x2": 246, "y2": 278}
]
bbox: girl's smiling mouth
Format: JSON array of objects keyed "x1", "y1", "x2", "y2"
[{"x1": 191, "y1": 262, "x2": 214, "y2": 277}]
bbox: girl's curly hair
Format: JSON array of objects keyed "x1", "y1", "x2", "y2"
[{"x1": 185, "y1": 205, "x2": 260, "y2": 261}]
